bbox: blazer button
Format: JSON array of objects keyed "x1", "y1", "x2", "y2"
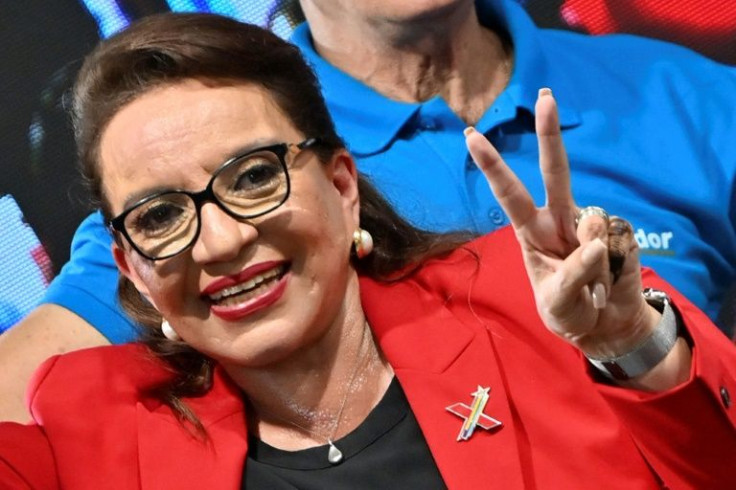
[{"x1": 720, "y1": 386, "x2": 731, "y2": 408}]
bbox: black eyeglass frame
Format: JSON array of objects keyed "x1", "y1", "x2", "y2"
[{"x1": 108, "y1": 137, "x2": 321, "y2": 260}]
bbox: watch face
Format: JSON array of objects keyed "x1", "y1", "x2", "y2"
[{"x1": 642, "y1": 288, "x2": 670, "y2": 310}]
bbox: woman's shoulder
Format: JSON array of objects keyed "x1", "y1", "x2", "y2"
[
  {"x1": 30, "y1": 343, "x2": 165, "y2": 386},
  {"x1": 420, "y1": 226, "x2": 525, "y2": 282},
  {"x1": 27, "y1": 343, "x2": 172, "y2": 418},
  {"x1": 361, "y1": 226, "x2": 526, "y2": 299}
]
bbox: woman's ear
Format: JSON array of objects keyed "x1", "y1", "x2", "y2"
[
  {"x1": 112, "y1": 242, "x2": 153, "y2": 304},
  {"x1": 328, "y1": 150, "x2": 361, "y2": 225}
]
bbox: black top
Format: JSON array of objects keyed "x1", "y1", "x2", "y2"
[{"x1": 243, "y1": 378, "x2": 447, "y2": 489}]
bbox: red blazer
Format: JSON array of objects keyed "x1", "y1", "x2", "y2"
[{"x1": 2, "y1": 227, "x2": 735, "y2": 489}]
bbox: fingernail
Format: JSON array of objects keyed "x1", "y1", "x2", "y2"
[
  {"x1": 538, "y1": 87, "x2": 552, "y2": 98},
  {"x1": 592, "y1": 282, "x2": 607, "y2": 309},
  {"x1": 463, "y1": 127, "x2": 476, "y2": 136}
]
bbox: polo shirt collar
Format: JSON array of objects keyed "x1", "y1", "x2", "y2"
[
  {"x1": 478, "y1": 0, "x2": 581, "y2": 129},
  {"x1": 291, "y1": 24, "x2": 419, "y2": 156},
  {"x1": 290, "y1": 0, "x2": 581, "y2": 155}
]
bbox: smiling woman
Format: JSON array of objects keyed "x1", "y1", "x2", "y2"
[
  {"x1": 0, "y1": 12, "x2": 734, "y2": 490},
  {"x1": 103, "y1": 80, "x2": 360, "y2": 369},
  {"x1": 73, "y1": 13, "x2": 467, "y2": 421}
]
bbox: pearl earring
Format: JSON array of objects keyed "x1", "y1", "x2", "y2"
[
  {"x1": 353, "y1": 228, "x2": 374, "y2": 259},
  {"x1": 161, "y1": 319, "x2": 181, "y2": 341}
]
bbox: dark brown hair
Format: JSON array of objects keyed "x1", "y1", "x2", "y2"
[{"x1": 73, "y1": 13, "x2": 473, "y2": 428}]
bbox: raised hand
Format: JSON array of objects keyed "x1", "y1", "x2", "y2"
[{"x1": 465, "y1": 89, "x2": 659, "y2": 361}]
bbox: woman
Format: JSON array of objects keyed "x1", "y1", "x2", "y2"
[{"x1": 0, "y1": 13, "x2": 733, "y2": 489}]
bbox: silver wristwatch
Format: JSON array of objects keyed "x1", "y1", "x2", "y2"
[{"x1": 586, "y1": 289, "x2": 678, "y2": 380}]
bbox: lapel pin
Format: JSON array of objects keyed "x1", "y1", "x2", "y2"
[{"x1": 446, "y1": 386, "x2": 502, "y2": 441}]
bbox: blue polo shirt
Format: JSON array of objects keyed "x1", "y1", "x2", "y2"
[
  {"x1": 40, "y1": 0, "x2": 735, "y2": 341},
  {"x1": 291, "y1": 0, "x2": 736, "y2": 326}
]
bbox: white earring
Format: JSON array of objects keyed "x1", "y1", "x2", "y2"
[
  {"x1": 161, "y1": 319, "x2": 181, "y2": 341},
  {"x1": 353, "y1": 228, "x2": 374, "y2": 259}
]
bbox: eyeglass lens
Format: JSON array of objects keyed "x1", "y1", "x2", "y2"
[{"x1": 122, "y1": 148, "x2": 288, "y2": 258}]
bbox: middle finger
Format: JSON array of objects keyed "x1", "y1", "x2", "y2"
[{"x1": 536, "y1": 89, "x2": 575, "y2": 215}]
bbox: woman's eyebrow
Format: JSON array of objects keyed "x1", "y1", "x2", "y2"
[
  {"x1": 121, "y1": 185, "x2": 179, "y2": 210},
  {"x1": 224, "y1": 138, "x2": 281, "y2": 160}
]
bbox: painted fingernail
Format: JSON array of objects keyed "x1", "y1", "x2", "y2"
[
  {"x1": 463, "y1": 127, "x2": 476, "y2": 136},
  {"x1": 592, "y1": 282, "x2": 607, "y2": 309},
  {"x1": 538, "y1": 87, "x2": 552, "y2": 97}
]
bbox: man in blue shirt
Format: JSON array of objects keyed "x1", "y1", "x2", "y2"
[
  {"x1": 293, "y1": 0, "x2": 735, "y2": 321},
  {"x1": 1, "y1": 0, "x2": 734, "y2": 422}
]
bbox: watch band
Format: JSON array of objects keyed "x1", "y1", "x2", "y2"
[{"x1": 586, "y1": 289, "x2": 678, "y2": 380}]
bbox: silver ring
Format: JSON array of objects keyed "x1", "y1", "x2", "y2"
[{"x1": 575, "y1": 206, "x2": 609, "y2": 229}]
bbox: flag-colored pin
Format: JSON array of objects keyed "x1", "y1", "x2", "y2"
[{"x1": 446, "y1": 386, "x2": 502, "y2": 441}]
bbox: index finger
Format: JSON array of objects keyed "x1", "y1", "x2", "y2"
[{"x1": 465, "y1": 127, "x2": 536, "y2": 228}]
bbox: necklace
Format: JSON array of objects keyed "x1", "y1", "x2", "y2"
[{"x1": 260, "y1": 324, "x2": 373, "y2": 465}]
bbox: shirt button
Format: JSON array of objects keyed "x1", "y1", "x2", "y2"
[
  {"x1": 489, "y1": 208, "x2": 506, "y2": 225},
  {"x1": 720, "y1": 386, "x2": 731, "y2": 408}
]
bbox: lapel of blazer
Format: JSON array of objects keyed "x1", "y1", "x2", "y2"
[
  {"x1": 361, "y1": 271, "x2": 527, "y2": 489},
  {"x1": 136, "y1": 369, "x2": 248, "y2": 489}
]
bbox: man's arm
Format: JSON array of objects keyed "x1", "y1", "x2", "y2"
[{"x1": 0, "y1": 304, "x2": 109, "y2": 422}]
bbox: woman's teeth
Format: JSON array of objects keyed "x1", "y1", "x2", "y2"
[{"x1": 208, "y1": 266, "x2": 285, "y2": 305}]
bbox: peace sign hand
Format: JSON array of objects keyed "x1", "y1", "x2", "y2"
[{"x1": 465, "y1": 89, "x2": 660, "y2": 361}]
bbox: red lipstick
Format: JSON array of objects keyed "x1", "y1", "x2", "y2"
[{"x1": 202, "y1": 261, "x2": 289, "y2": 321}]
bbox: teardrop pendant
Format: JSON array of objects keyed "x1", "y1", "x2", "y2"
[{"x1": 327, "y1": 439, "x2": 343, "y2": 464}]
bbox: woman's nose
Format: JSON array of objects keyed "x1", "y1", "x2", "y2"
[{"x1": 190, "y1": 202, "x2": 258, "y2": 263}]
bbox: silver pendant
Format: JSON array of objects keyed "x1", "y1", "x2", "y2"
[{"x1": 327, "y1": 439, "x2": 343, "y2": 464}]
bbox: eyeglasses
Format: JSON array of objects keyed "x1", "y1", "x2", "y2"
[{"x1": 108, "y1": 138, "x2": 320, "y2": 260}]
